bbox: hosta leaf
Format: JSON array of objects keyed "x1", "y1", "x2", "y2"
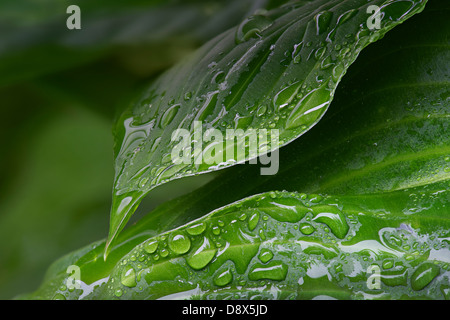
[
  {"x1": 122, "y1": 0, "x2": 449, "y2": 235},
  {"x1": 107, "y1": 0, "x2": 427, "y2": 254},
  {"x1": 24, "y1": 186, "x2": 450, "y2": 300}
]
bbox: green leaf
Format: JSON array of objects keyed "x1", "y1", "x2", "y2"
[
  {"x1": 17, "y1": 0, "x2": 450, "y2": 300},
  {"x1": 23, "y1": 187, "x2": 450, "y2": 300},
  {"x1": 107, "y1": 0, "x2": 428, "y2": 254},
  {"x1": 125, "y1": 0, "x2": 449, "y2": 236}
]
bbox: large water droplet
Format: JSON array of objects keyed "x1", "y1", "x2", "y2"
[
  {"x1": 258, "y1": 248, "x2": 274, "y2": 263},
  {"x1": 121, "y1": 265, "x2": 137, "y2": 288},
  {"x1": 213, "y1": 268, "x2": 233, "y2": 287},
  {"x1": 336, "y1": 9, "x2": 358, "y2": 26},
  {"x1": 235, "y1": 15, "x2": 273, "y2": 44},
  {"x1": 186, "y1": 237, "x2": 217, "y2": 270},
  {"x1": 52, "y1": 293, "x2": 66, "y2": 300},
  {"x1": 273, "y1": 81, "x2": 302, "y2": 111},
  {"x1": 312, "y1": 205, "x2": 349, "y2": 239},
  {"x1": 299, "y1": 222, "x2": 315, "y2": 235},
  {"x1": 186, "y1": 222, "x2": 206, "y2": 236},
  {"x1": 168, "y1": 232, "x2": 191, "y2": 255},
  {"x1": 160, "y1": 104, "x2": 180, "y2": 128},
  {"x1": 314, "y1": 11, "x2": 333, "y2": 34},
  {"x1": 261, "y1": 197, "x2": 310, "y2": 223},
  {"x1": 248, "y1": 211, "x2": 260, "y2": 231},
  {"x1": 411, "y1": 262, "x2": 440, "y2": 291},
  {"x1": 195, "y1": 91, "x2": 218, "y2": 122},
  {"x1": 144, "y1": 239, "x2": 159, "y2": 254},
  {"x1": 248, "y1": 261, "x2": 288, "y2": 281}
]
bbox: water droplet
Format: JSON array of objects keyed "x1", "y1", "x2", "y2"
[
  {"x1": 195, "y1": 91, "x2": 218, "y2": 122},
  {"x1": 186, "y1": 237, "x2": 217, "y2": 270},
  {"x1": 380, "y1": 0, "x2": 414, "y2": 22},
  {"x1": 213, "y1": 268, "x2": 233, "y2": 287},
  {"x1": 314, "y1": 47, "x2": 326, "y2": 60},
  {"x1": 160, "y1": 104, "x2": 180, "y2": 128},
  {"x1": 292, "y1": 42, "x2": 303, "y2": 64},
  {"x1": 257, "y1": 104, "x2": 268, "y2": 117},
  {"x1": 160, "y1": 248, "x2": 169, "y2": 257},
  {"x1": 248, "y1": 261, "x2": 288, "y2": 281},
  {"x1": 314, "y1": 11, "x2": 333, "y2": 35},
  {"x1": 258, "y1": 249, "x2": 274, "y2": 263},
  {"x1": 212, "y1": 71, "x2": 225, "y2": 84},
  {"x1": 150, "y1": 137, "x2": 161, "y2": 153},
  {"x1": 411, "y1": 263, "x2": 440, "y2": 291},
  {"x1": 336, "y1": 9, "x2": 358, "y2": 26},
  {"x1": 168, "y1": 233, "x2": 191, "y2": 255},
  {"x1": 261, "y1": 196, "x2": 310, "y2": 223},
  {"x1": 382, "y1": 259, "x2": 394, "y2": 270},
  {"x1": 233, "y1": 114, "x2": 254, "y2": 130},
  {"x1": 114, "y1": 289, "x2": 123, "y2": 297},
  {"x1": 235, "y1": 15, "x2": 273, "y2": 44},
  {"x1": 312, "y1": 205, "x2": 349, "y2": 239},
  {"x1": 212, "y1": 226, "x2": 221, "y2": 236},
  {"x1": 144, "y1": 239, "x2": 158, "y2": 254},
  {"x1": 187, "y1": 222, "x2": 206, "y2": 236},
  {"x1": 121, "y1": 265, "x2": 137, "y2": 288},
  {"x1": 320, "y1": 56, "x2": 334, "y2": 70},
  {"x1": 273, "y1": 81, "x2": 302, "y2": 111},
  {"x1": 184, "y1": 92, "x2": 192, "y2": 101},
  {"x1": 248, "y1": 211, "x2": 260, "y2": 231},
  {"x1": 52, "y1": 293, "x2": 66, "y2": 300},
  {"x1": 299, "y1": 222, "x2": 315, "y2": 235}
]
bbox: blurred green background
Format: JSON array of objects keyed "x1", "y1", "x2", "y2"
[{"x1": 0, "y1": 0, "x2": 277, "y2": 299}]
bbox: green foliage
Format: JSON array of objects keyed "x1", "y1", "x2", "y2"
[{"x1": 2, "y1": 0, "x2": 448, "y2": 300}]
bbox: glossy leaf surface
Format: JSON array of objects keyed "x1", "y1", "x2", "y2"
[
  {"x1": 17, "y1": 0, "x2": 450, "y2": 300},
  {"x1": 112, "y1": 0, "x2": 449, "y2": 239},
  {"x1": 107, "y1": 0, "x2": 427, "y2": 253},
  {"x1": 24, "y1": 186, "x2": 449, "y2": 300}
]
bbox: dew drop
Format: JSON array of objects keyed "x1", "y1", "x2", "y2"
[
  {"x1": 312, "y1": 205, "x2": 349, "y2": 239},
  {"x1": 185, "y1": 237, "x2": 217, "y2": 270},
  {"x1": 382, "y1": 259, "x2": 394, "y2": 270},
  {"x1": 314, "y1": 47, "x2": 326, "y2": 60},
  {"x1": 160, "y1": 104, "x2": 180, "y2": 128},
  {"x1": 256, "y1": 104, "x2": 268, "y2": 117},
  {"x1": 213, "y1": 268, "x2": 233, "y2": 287},
  {"x1": 114, "y1": 289, "x2": 123, "y2": 297},
  {"x1": 168, "y1": 233, "x2": 191, "y2": 255},
  {"x1": 336, "y1": 9, "x2": 358, "y2": 26},
  {"x1": 186, "y1": 222, "x2": 207, "y2": 236},
  {"x1": 261, "y1": 197, "x2": 310, "y2": 223},
  {"x1": 314, "y1": 11, "x2": 333, "y2": 35},
  {"x1": 195, "y1": 91, "x2": 218, "y2": 122},
  {"x1": 144, "y1": 239, "x2": 158, "y2": 254},
  {"x1": 235, "y1": 15, "x2": 273, "y2": 44},
  {"x1": 212, "y1": 226, "x2": 221, "y2": 236},
  {"x1": 273, "y1": 81, "x2": 302, "y2": 111},
  {"x1": 248, "y1": 211, "x2": 260, "y2": 231},
  {"x1": 248, "y1": 261, "x2": 288, "y2": 281},
  {"x1": 320, "y1": 56, "x2": 334, "y2": 70},
  {"x1": 411, "y1": 263, "x2": 440, "y2": 291},
  {"x1": 299, "y1": 222, "x2": 315, "y2": 235},
  {"x1": 121, "y1": 265, "x2": 137, "y2": 288},
  {"x1": 258, "y1": 249, "x2": 274, "y2": 263}
]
